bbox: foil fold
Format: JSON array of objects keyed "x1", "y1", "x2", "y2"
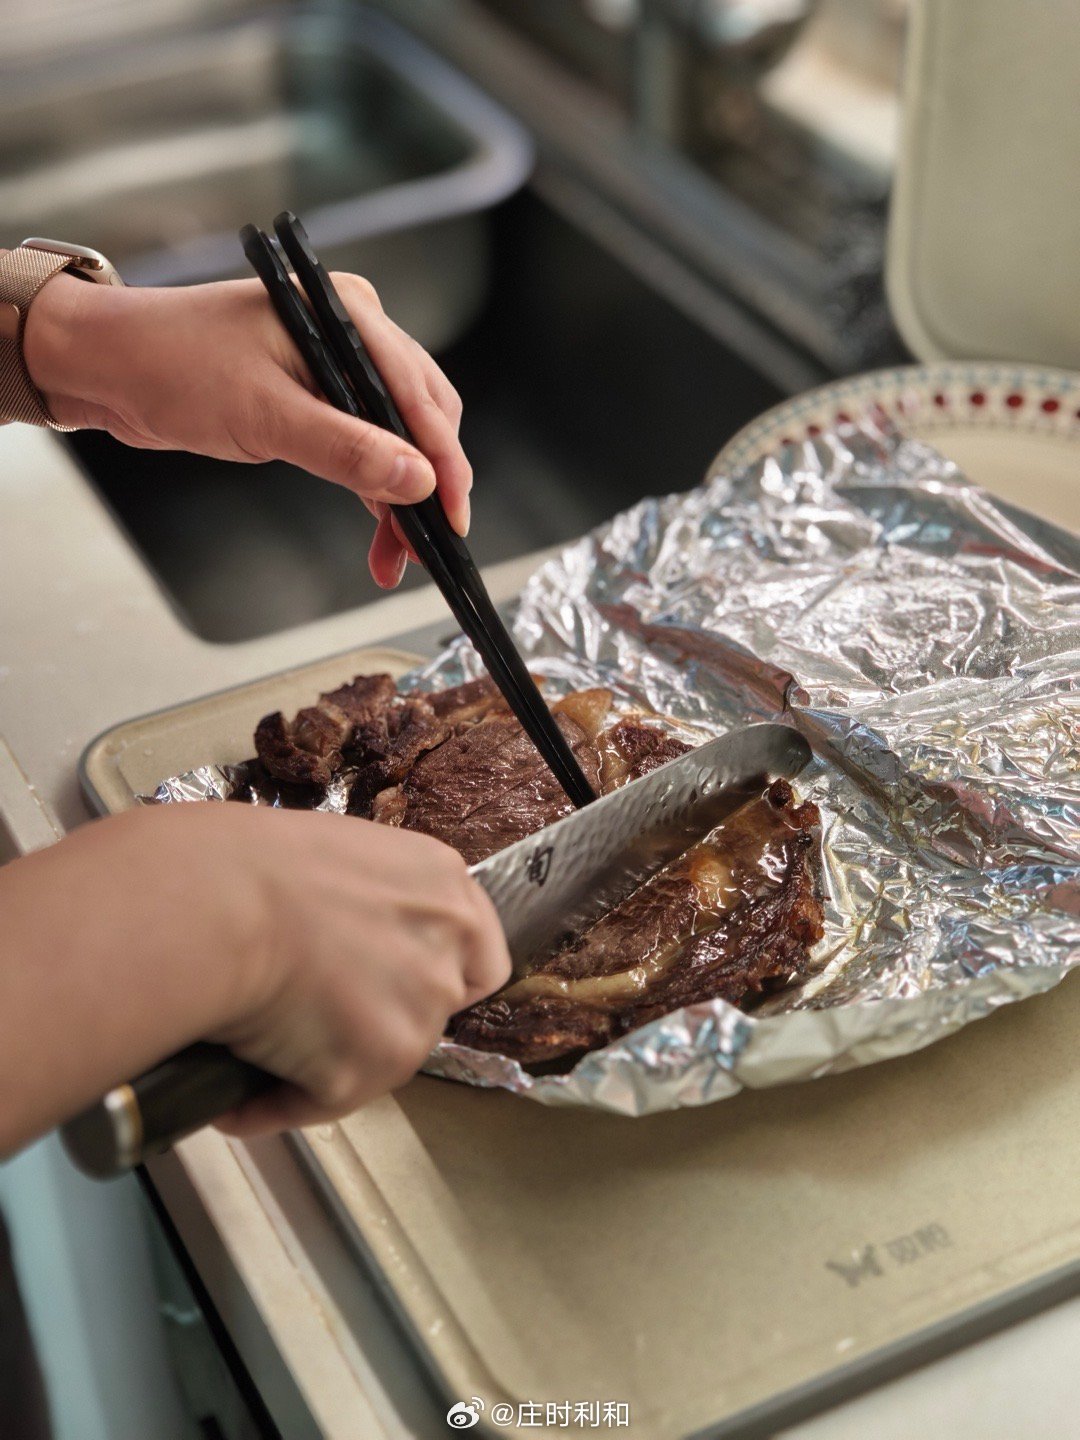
[{"x1": 145, "y1": 420, "x2": 1080, "y2": 1115}]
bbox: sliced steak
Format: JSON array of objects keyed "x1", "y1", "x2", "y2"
[
  {"x1": 246, "y1": 673, "x2": 823, "y2": 1065},
  {"x1": 374, "y1": 707, "x2": 605, "y2": 866},
  {"x1": 447, "y1": 995, "x2": 619, "y2": 1061},
  {"x1": 225, "y1": 758, "x2": 322, "y2": 809},
  {"x1": 252, "y1": 711, "x2": 333, "y2": 789},
  {"x1": 449, "y1": 779, "x2": 823, "y2": 1063},
  {"x1": 427, "y1": 676, "x2": 509, "y2": 729}
]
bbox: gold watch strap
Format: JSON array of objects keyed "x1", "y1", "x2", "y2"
[{"x1": 0, "y1": 246, "x2": 77, "y2": 431}]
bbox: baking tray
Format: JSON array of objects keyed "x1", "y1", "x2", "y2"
[
  {"x1": 80, "y1": 650, "x2": 1080, "y2": 1438},
  {"x1": 79, "y1": 644, "x2": 425, "y2": 814}
]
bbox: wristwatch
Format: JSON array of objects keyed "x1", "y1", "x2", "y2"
[{"x1": 0, "y1": 238, "x2": 124, "y2": 431}]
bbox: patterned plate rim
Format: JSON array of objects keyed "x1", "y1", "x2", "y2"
[{"x1": 711, "y1": 362, "x2": 1080, "y2": 478}]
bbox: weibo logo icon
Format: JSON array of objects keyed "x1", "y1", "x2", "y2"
[{"x1": 446, "y1": 1397, "x2": 485, "y2": 1429}]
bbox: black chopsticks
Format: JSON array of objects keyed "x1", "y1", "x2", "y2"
[{"x1": 241, "y1": 212, "x2": 597, "y2": 809}]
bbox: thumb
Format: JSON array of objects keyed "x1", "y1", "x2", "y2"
[{"x1": 269, "y1": 388, "x2": 436, "y2": 505}]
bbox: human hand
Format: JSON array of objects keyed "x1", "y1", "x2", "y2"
[
  {"x1": 204, "y1": 803, "x2": 512, "y2": 1133},
  {"x1": 0, "y1": 804, "x2": 510, "y2": 1153},
  {"x1": 22, "y1": 271, "x2": 470, "y2": 587}
]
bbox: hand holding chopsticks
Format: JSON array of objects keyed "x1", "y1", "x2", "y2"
[{"x1": 242, "y1": 212, "x2": 596, "y2": 809}]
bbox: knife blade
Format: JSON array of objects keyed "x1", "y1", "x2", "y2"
[{"x1": 470, "y1": 722, "x2": 812, "y2": 978}]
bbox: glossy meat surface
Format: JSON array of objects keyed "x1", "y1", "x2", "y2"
[
  {"x1": 252, "y1": 672, "x2": 686, "y2": 858},
  {"x1": 449, "y1": 779, "x2": 823, "y2": 1063}
]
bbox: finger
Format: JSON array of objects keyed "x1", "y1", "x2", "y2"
[
  {"x1": 374, "y1": 319, "x2": 463, "y2": 435},
  {"x1": 375, "y1": 508, "x2": 420, "y2": 573},
  {"x1": 390, "y1": 512, "x2": 419, "y2": 565},
  {"x1": 368, "y1": 511, "x2": 407, "y2": 589},
  {"x1": 266, "y1": 384, "x2": 436, "y2": 507},
  {"x1": 399, "y1": 328, "x2": 463, "y2": 433},
  {"x1": 216, "y1": 1023, "x2": 426, "y2": 1134},
  {"x1": 332, "y1": 280, "x2": 472, "y2": 537},
  {"x1": 459, "y1": 881, "x2": 513, "y2": 1005},
  {"x1": 221, "y1": 1085, "x2": 412, "y2": 1137},
  {"x1": 387, "y1": 360, "x2": 473, "y2": 538}
]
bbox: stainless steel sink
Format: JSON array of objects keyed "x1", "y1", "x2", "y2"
[
  {"x1": 0, "y1": 3, "x2": 532, "y2": 350},
  {"x1": 0, "y1": 1, "x2": 786, "y2": 644}
]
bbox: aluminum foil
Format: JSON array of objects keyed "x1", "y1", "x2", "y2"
[{"x1": 145, "y1": 418, "x2": 1080, "y2": 1115}]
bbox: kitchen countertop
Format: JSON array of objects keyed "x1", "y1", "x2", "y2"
[{"x1": 2, "y1": 423, "x2": 1079, "y2": 1439}]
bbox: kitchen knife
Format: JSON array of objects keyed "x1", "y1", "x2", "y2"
[
  {"x1": 60, "y1": 723, "x2": 811, "y2": 1177},
  {"x1": 471, "y1": 720, "x2": 811, "y2": 976}
]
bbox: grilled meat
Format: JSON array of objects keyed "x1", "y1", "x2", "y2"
[
  {"x1": 427, "y1": 675, "x2": 510, "y2": 728},
  {"x1": 448, "y1": 779, "x2": 823, "y2": 1063},
  {"x1": 250, "y1": 674, "x2": 822, "y2": 1062},
  {"x1": 370, "y1": 690, "x2": 693, "y2": 865},
  {"x1": 255, "y1": 674, "x2": 398, "y2": 788},
  {"x1": 345, "y1": 697, "x2": 450, "y2": 818},
  {"x1": 373, "y1": 709, "x2": 601, "y2": 866},
  {"x1": 254, "y1": 674, "x2": 508, "y2": 816},
  {"x1": 599, "y1": 716, "x2": 694, "y2": 790}
]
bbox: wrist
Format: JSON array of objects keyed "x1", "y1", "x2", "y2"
[
  {"x1": 112, "y1": 807, "x2": 282, "y2": 1046},
  {"x1": 22, "y1": 272, "x2": 127, "y2": 426}
]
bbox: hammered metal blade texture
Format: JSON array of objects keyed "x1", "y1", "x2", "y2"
[{"x1": 469, "y1": 723, "x2": 811, "y2": 975}]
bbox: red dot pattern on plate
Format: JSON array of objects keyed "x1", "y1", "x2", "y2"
[{"x1": 758, "y1": 379, "x2": 1078, "y2": 461}]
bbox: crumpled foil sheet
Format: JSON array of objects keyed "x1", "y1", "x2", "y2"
[{"x1": 145, "y1": 419, "x2": 1080, "y2": 1115}]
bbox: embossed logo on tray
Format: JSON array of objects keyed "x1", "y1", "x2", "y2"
[{"x1": 826, "y1": 1222, "x2": 953, "y2": 1287}]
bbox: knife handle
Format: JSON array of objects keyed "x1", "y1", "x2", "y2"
[{"x1": 60, "y1": 1043, "x2": 274, "y2": 1178}]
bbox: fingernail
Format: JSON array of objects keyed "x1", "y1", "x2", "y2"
[
  {"x1": 455, "y1": 494, "x2": 471, "y2": 537},
  {"x1": 373, "y1": 550, "x2": 407, "y2": 590},
  {"x1": 389, "y1": 454, "x2": 434, "y2": 500}
]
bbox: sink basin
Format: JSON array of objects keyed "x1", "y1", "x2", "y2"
[
  {"x1": 2, "y1": 1, "x2": 786, "y2": 645},
  {"x1": 0, "y1": 3, "x2": 532, "y2": 350},
  {"x1": 69, "y1": 188, "x2": 783, "y2": 642}
]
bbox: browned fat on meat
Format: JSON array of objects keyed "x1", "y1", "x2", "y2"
[
  {"x1": 448, "y1": 779, "x2": 824, "y2": 1063},
  {"x1": 427, "y1": 675, "x2": 511, "y2": 728},
  {"x1": 598, "y1": 716, "x2": 693, "y2": 790}
]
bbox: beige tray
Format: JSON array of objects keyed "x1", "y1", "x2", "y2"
[
  {"x1": 303, "y1": 1004, "x2": 1080, "y2": 1439},
  {"x1": 79, "y1": 644, "x2": 425, "y2": 813},
  {"x1": 80, "y1": 654, "x2": 1080, "y2": 1439}
]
